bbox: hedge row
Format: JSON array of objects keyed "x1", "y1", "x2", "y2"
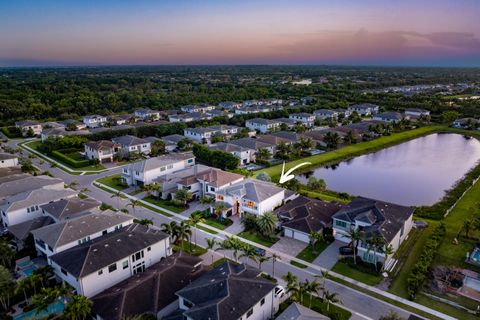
[
  {"x1": 51, "y1": 150, "x2": 92, "y2": 168},
  {"x1": 406, "y1": 223, "x2": 446, "y2": 299}
]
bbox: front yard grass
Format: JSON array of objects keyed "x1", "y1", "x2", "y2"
[
  {"x1": 290, "y1": 260, "x2": 308, "y2": 269},
  {"x1": 173, "y1": 240, "x2": 207, "y2": 256},
  {"x1": 299, "y1": 189, "x2": 350, "y2": 203},
  {"x1": 142, "y1": 196, "x2": 185, "y2": 213},
  {"x1": 237, "y1": 230, "x2": 278, "y2": 247},
  {"x1": 331, "y1": 260, "x2": 382, "y2": 286},
  {"x1": 96, "y1": 174, "x2": 127, "y2": 191},
  {"x1": 296, "y1": 241, "x2": 329, "y2": 262},
  {"x1": 202, "y1": 217, "x2": 233, "y2": 230}
]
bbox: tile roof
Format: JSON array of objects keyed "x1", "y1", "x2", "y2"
[
  {"x1": 112, "y1": 135, "x2": 149, "y2": 147},
  {"x1": 176, "y1": 261, "x2": 275, "y2": 320},
  {"x1": 91, "y1": 252, "x2": 207, "y2": 320},
  {"x1": 126, "y1": 153, "x2": 194, "y2": 173},
  {"x1": 178, "y1": 167, "x2": 244, "y2": 188},
  {"x1": 162, "y1": 134, "x2": 185, "y2": 144},
  {"x1": 50, "y1": 224, "x2": 168, "y2": 278},
  {"x1": 32, "y1": 210, "x2": 133, "y2": 249},
  {"x1": 40, "y1": 197, "x2": 101, "y2": 221},
  {"x1": 219, "y1": 179, "x2": 284, "y2": 203},
  {"x1": 85, "y1": 140, "x2": 118, "y2": 150},
  {"x1": 229, "y1": 138, "x2": 275, "y2": 151},
  {"x1": 276, "y1": 302, "x2": 330, "y2": 320},
  {"x1": 275, "y1": 196, "x2": 344, "y2": 234},
  {"x1": 0, "y1": 176, "x2": 64, "y2": 199},
  {"x1": 8, "y1": 216, "x2": 54, "y2": 241}
]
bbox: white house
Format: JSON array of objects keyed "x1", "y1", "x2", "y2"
[
  {"x1": 176, "y1": 261, "x2": 281, "y2": 320},
  {"x1": 134, "y1": 108, "x2": 160, "y2": 121},
  {"x1": 121, "y1": 153, "x2": 195, "y2": 186},
  {"x1": 49, "y1": 224, "x2": 171, "y2": 297},
  {"x1": 40, "y1": 197, "x2": 101, "y2": 222},
  {"x1": 84, "y1": 140, "x2": 120, "y2": 163},
  {"x1": 289, "y1": 113, "x2": 315, "y2": 127},
  {"x1": 332, "y1": 197, "x2": 414, "y2": 266},
  {"x1": 209, "y1": 142, "x2": 254, "y2": 165},
  {"x1": 0, "y1": 153, "x2": 18, "y2": 168},
  {"x1": 348, "y1": 103, "x2": 380, "y2": 116},
  {"x1": 32, "y1": 210, "x2": 134, "y2": 257},
  {"x1": 83, "y1": 115, "x2": 108, "y2": 128},
  {"x1": 184, "y1": 125, "x2": 240, "y2": 144},
  {"x1": 112, "y1": 135, "x2": 151, "y2": 155},
  {"x1": 245, "y1": 118, "x2": 280, "y2": 133},
  {"x1": 218, "y1": 101, "x2": 242, "y2": 109},
  {"x1": 15, "y1": 120, "x2": 42, "y2": 136},
  {"x1": 405, "y1": 108, "x2": 430, "y2": 117},
  {"x1": 169, "y1": 112, "x2": 211, "y2": 123},
  {"x1": 181, "y1": 104, "x2": 215, "y2": 113},
  {"x1": 229, "y1": 138, "x2": 276, "y2": 159},
  {"x1": 161, "y1": 134, "x2": 186, "y2": 152},
  {"x1": 235, "y1": 105, "x2": 271, "y2": 115},
  {"x1": 372, "y1": 112, "x2": 406, "y2": 123},
  {"x1": 314, "y1": 109, "x2": 339, "y2": 120}
]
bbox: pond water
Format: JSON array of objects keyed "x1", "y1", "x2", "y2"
[{"x1": 298, "y1": 133, "x2": 480, "y2": 206}]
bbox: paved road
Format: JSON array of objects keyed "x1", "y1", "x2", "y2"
[{"x1": 9, "y1": 139, "x2": 450, "y2": 320}]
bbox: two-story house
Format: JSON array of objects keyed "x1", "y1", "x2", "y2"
[
  {"x1": 0, "y1": 153, "x2": 18, "y2": 168},
  {"x1": 245, "y1": 118, "x2": 280, "y2": 133},
  {"x1": 161, "y1": 134, "x2": 187, "y2": 152},
  {"x1": 218, "y1": 101, "x2": 242, "y2": 110},
  {"x1": 176, "y1": 261, "x2": 281, "y2": 320},
  {"x1": 405, "y1": 108, "x2": 430, "y2": 118},
  {"x1": 83, "y1": 115, "x2": 108, "y2": 128},
  {"x1": 372, "y1": 112, "x2": 406, "y2": 123},
  {"x1": 32, "y1": 210, "x2": 134, "y2": 257},
  {"x1": 134, "y1": 108, "x2": 160, "y2": 121},
  {"x1": 112, "y1": 135, "x2": 151, "y2": 155},
  {"x1": 314, "y1": 109, "x2": 339, "y2": 120},
  {"x1": 209, "y1": 142, "x2": 254, "y2": 165},
  {"x1": 348, "y1": 103, "x2": 380, "y2": 116},
  {"x1": 121, "y1": 153, "x2": 195, "y2": 186},
  {"x1": 40, "y1": 197, "x2": 101, "y2": 222},
  {"x1": 181, "y1": 104, "x2": 215, "y2": 113},
  {"x1": 332, "y1": 197, "x2": 414, "y2": 266},
  {"x1": 183, "y1": 127, "x2": 216, "y2": 144},
  {"x1": 289, "y1": 113, "x2": 315, "y2": 127},
  {"x1": 230, "y1": 138, "x2": 276, "y2": 160},
  {"x1": 84, "y1": 140, "x2": 120, "y2": 163},
  {"x1": 49, "y1": 224, "x2": 170, "y2": 297},
  {"x1": 15, "y1": 120, "x2": 42, "y2": 136}
]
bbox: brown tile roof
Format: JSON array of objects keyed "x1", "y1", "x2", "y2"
[
  {"x1": 178, "y1": 168, "x2": 243, "y2": 188},
  {"x1": 85, "y1": 140, "x2": 119, "y2": 150}
]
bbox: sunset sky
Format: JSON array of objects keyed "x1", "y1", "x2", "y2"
[{"x1": 1, "y1": 0, "x2": 479, "y2": 67}]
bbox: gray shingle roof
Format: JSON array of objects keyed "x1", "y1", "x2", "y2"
[
  {"x1": 40, "y1": 197, "x2": 100, "y2": 221},
  {"x1": 0, "y1": 188, "x2": 78, "y2": 213},
  {"x1": 112, "y1": 135, "x2": 149, "y2": 147},
  {"x1": 176, "y1": 261, "x2": 275, "y2": 320},
  {"x1": 276, "y1": 302, "x2": 330, "y2": 320},
  {"x1": 230, "y1": 138, "x2": 275, "y2": 151},
  {"x1": 209, "y1": 142, "x2": 249, "y2": 153},
  {"x1": 32, "y1": 210, "x2": 133, "y2": 249},
  {"x1": 0, "y1": 153, "x2": 17, "y2": 161},
  {"x1": 219, "y1": 179, "x2": 284, "y2": 203},
  {"x1": 50, "y1": 224, "x2": 168, "y2": 278},
  {"x1": 8, "y1": 216, "x2": 54, "y2": 241},
  {"x1": 0, "y1": 176, "x2": 64, "y2": 199},
  {"x1": 126, "y1": 153, "x2": 194, "y2": 173}
]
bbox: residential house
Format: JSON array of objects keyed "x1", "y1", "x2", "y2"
[
  {"x1": 334, "y1": 108, "x2": 352, "y2": 118},
  {"x1": 40, "y1": 197, "x2": 101, "y2": 222},
  {"x1": 0, "y1": 187, "x2": 77, "y2": 227},
  {"x1": 275, "y1": 196, "x2": 343, "y2": 243},
  {"x1": 243, "y1": 100, "x2": 263, "y2": 107},
  {"x1": 8, "y1": 216, "x2": 54, "y2": 250},
  {"x1": 181, "y1": 104, "x2": 215, "y2": 113},
  {"x1": 15, "y1": 120, "x2": 42, "y2": 136},
  {"x1": 184, "y1": 125, "x2": 240, "y2": 144},
  {"x1": 134, "y1": 108, "x2": 160, "y2": 121},
  {"x1": 452, "y1": 118, "x2": 479, "y2": 129},
  {"x1": 0, "y1": 176, "x2": 65, "y2": 201},
  {"x1": 41, "y1": 127, "x2": 90, "y2": 142},
  {"x1": 209, "y1": 142, "x2": 254, "y2": 165},
  {"x1": 372, "y1": 112, "x2": 407, "y2": 123},
  {"x1": 109, "y1": 114, "x2": 134, "y2": 125},
  {"x1": 49, "y1": 224, "x2": 170, "y2": 297},
  {"x1": 169, "y1": 112, "x2": 212, "y2": 123},
  {"x1": 0, "y1": 153, "x2": 18, "y2": 168},
  {"x1": 276, "y1": 303, "x2": 330, "y2": 320},
  {"x1": 121, "y1": 153, "x2": 195, "y2": 186},
  {"x1": 230, "y1": 138, "x2": 276, "y2": 158},
  {"x1": 112, "y1": 135, "x2": 152, "y2": 155},
  {"x1": 215, "y1": 179, "x2": 286, "y2": 217},
  {"x1": 235, "y1": 105, "x2": 271, "y2": 115},
  {"x1": 162, "y1": 134, "x2": 187, "y2": 152},
  {"x1": 218, "y1": 101, "x2": 242, "y2": 110},
  {"x1": 32, "y1": 210, "x2": 134, "y2": 257},
  {"x1": 57, "y1": 119, "x2": 87, "y2": 131},
  {"x1": 314, "y1": 109, "x2": 339, "y2": 120},
  {"x1": 84, "y1": 140, "x2": 120, "y2": 163},
  {"x1": 83, "y1": 115, "x2": 108, "y2": 128},
  {"x1": 332, "y1": 197, "x2": 414, "y2": 265},
  {"x1": 245, "y1": 118, "x2": 281, "y2": 133},
  {"x1": 256, "y1": 134, "x2": 294, "y2": 147},
  {"x1": 348, "y1": 103, "x2": 380, "y2": 116},
  {"x1": 207, "y1": 109, "x2": 234, "y2": 119},
  {"x1": 175, "y1": 261, "x2": 281, "y2": 320},
  {"x1": 276, "y1": 118, "x2": 297, "y2": 130},
  {"x1": 91, "y1": 252, "x2": 207, "y2": 320},
  {"x1": 405, "y1": 108, "x2": 430, "y2": 118},
  {"x1": 289, "y1": 113, "x2": 315, "y2": 127}
]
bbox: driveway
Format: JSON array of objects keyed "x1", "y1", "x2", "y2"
[
  {"x1": 224, "y1": 215, "x2": 244, "y2": 234},
  {"x1": 270, "y1": 237, "x2": 308, "y2": 256},
  {"x1": 312, "y1": 240, "x2": 344, "y2": 270}
]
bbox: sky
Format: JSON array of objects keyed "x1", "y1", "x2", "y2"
[{"x1": 0, "y1": 0, "x2": 479, "y2": 67}]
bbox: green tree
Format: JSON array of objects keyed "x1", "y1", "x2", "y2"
[
  {"x1": 256, "y1": 148, "x2": 272, "y2": 161},
  {"x1": 161, "y1": 221, "x2": 179, "y2": 243},
  {"x1": 150, "y1": 140, "x2": 166, "y2": 156},
  {"x1": 0, "y1": 240, "x2": 15, "y2": 267},
  {"x1": 175, "y1": 188, "x2": 192, "y2": 207},
  {"x1": 187, "y1": 212, "x2": 205, "y2": 246},
  {"x1": 307, "y1": 176, "x2": 326, "y2": 191},
  {"x1": 0, "y1": 265, "x2": 15, "y2": 311},
  {"x1": 206, "y1": 238, "x2": 217, "y2": 264},
  {"x1": 256, "y1": 212, "x2": 278, "y2": 238},
  {"x1": 346, "y1": 228, "x2": 363, "y2": 265},
  {"x1": 126, "y1": 199, "x2": 141, "y2": 215},
  {"x1": 441, "y1": 111, "x2": 460, "y2": 124},
  {"x1": 63, "y1": 295, "x2": 92, "y2": 320},
  {"x1": 323, "y1": 290, "x2": 341, "y2": 312},
  {"x1": 133, "y1": 218, "x2": 154, "y2": 226},
  {"x1": 177, "y1": 221, "x2": 192, "y2": 251}
]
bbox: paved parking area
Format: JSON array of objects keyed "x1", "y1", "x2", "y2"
[
  {"x1": 312, "y1": 240, "x2": 344, "y2": 270},
  {"x1": 270, "y1": 236, "x2": 308, "y2": 256}
]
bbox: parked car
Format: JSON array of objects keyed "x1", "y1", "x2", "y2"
[
  {"x1": 274, "y1": 285, "x2": 285, "y2": 298},
  {"x1": 254, "y1": 248, "x2": 266, "y2": 256},
  {"x1": 339, "y1": 245, "x2": 354, "y2": 255}
]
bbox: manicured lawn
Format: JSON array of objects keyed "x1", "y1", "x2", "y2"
[
  {"x1": 96, "y1": 174, "x2": 128, "y2": 191},
  {"x1": 137, "y1": 202, "x2": 173, "y2": 217},
  {"x1": 299, "y1": 189, "x2": 350, "y2": 203},
  {"x1": 331, "y1": 260, "x2": 382, "y2": 286},
  {"x1": 173, "y1": 240, "x2": 207, "y2": 256},
  {"x1": 415, "y1": 294, "x2": 479, "y2": 320},
  {"x1": 296, "y1": 242, "x2": 329, "y2": 262},
  {"x1": 237, "y1": 230, "x2": 278, "y2": 247},
  {"x1": 202, "y1": 217, "x2": 233, "y2": 230},
  {"x1": 142, "y1": 196, "x2": 185, "y2": 213},
  {"x1": 290, "y1": 260, "x2": 307, "y2": 269},
  {"x1": 197, "y1": 225, "x2": 218, "y2": 234},
  {"x1": 256, "y1": 125, "x2": 446, "y2": 180}
]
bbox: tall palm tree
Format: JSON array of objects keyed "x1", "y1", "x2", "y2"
[
  {"x1": 175, "y1": 188, "x2": 192, "y2": 207},
  {"x1": 64, "y1": 295, "x2": 92, "y2": 320},
  {"x1": 282, "y1": 272, "x2": 298, "y2": 287},
  {"x1": 188, "y1": 212, "x2": 205, "y2": 246},
  {"x1": 286, "y1": 280, "x2": 300, "y2": 302},
  {"x1": 346, "y1": 228, "x2": 362, "y2": 265},
  {"x1": 0, "y1": 240, "x2": 15, "y2": 267},
  {"x1": 220, "y1": 236, "x2": 244, "y2": 262},
  {"x1": 133, "y1": 218, "x2": 153, "y2": 226},
  {"x1": 258, "y1": 256, "x2": 271, "y2": 270},
  {"x1": 239, "y1": 245, "x2": 259, "y2": 265},
  {"x1": 382, "y1": 244, "x2": 394, "y2": 272},
  {"x1": 256, "y1": 213, "x2": 278, "y2": 238},
  {"x1": 161, "y1": 221, "x2": 179, "y2": 243},
  {"x1": 126, "y1": 199, "x2": 141, "y2": 215},
  {"x1": 308, "y1": 279, "x2": 322, "y2": 308},
  {"x1": 206, "y1": 238, "x2": 217, "y2": 264},
  {"x1": 213, "y1": 202, "x2": 228, "y2": 218},
  {"x1": 111, "y1": 191, "x2": 123, "y2": 209},
  {"x1": 177, "y1": 221, "x2": 192, "y2": 251},
  {"x1": 16, "y1": 277, "x2": 31, "y2": 302},
  {"x1": 323, "y1": 290, "x2": 341, "y2": 312},
  {"x1": 256, "y1": 148, "x2": 272, "y2": 161},
  {"x1": 271, "y1": 253, "x2": 280, "y2": 277},
  {"x1": 32, "y1": 265, "x2": 54, "y2": 289}
]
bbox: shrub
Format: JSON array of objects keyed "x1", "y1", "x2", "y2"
[
  {"x1": 242, "y1": 214, "x2": 258, "y2": 231},
  {"x1": 51, "y1": 150, "x2": 91, "y2": 168}
]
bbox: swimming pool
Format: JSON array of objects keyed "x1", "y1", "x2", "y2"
[
  {"x1": 20, "y1": 265, "x2": 37, "y2": 277},
  {"x1": 471, "y1": 249, "x2": 480, "y2": 262},
  {"x1": 14, "y1": 300, "x2": 65, "y2": 320}
]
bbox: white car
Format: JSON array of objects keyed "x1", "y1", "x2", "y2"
[{"x1": 274, "y1": 285, "x2": 285, "y2": 298}]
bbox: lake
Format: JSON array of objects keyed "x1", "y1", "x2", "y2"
[{"x1": 298, "y1": 133, "x2": 480, "y2": 206}]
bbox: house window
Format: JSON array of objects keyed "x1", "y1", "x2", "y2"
[
  {"x1": 102, "y1": 230, "x2": 107, "y2": 235},
  {"x1": 133, "y1": 262, "x2": 145, "y2": 274},
  {"x1": 147, "y1": 247, "x2": 151, "y2": 252},
  {"x1": 246, "y1": 308, "x2": 253, "y2": 318},
  {"x1": 183, "y1": 299, "x2": 193, "y2": 308},
  {"x1": 167, "y1": 164, "x2": 173, "y2": 169},
  {"x1": 335, "y1": 220, "x2": 347, "y2": 228},
  {"x1": 217, "y1": 195, "x2": 224, "y2": 201},
  {"x1": 98, "y1": 270, "x2": 103, "y2": 275},
  {"x1": 122, "y1": 260, "x2": 129, "y2": 269},
  {"x1": 60, "y1": 268, "x2": 68, "y2": 276},
  {"x1": 260, "y1": 298, "x2": 265, "y2": 305},
  {"x1": 108, "y1": 263, "x2": 117, "y2": 273},
  {"x1": 160, "y1": 166, "x2": 166, "y2": 172},
  {"x1": 132, "y1": 250, "x2": 144, "y2": 262}
]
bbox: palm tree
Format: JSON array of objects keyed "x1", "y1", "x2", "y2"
[
  {"x1": 65, "y1": 181, "x2": 79, "y2": 190},
  {"x1": 16, "y1": 277, "x2": 31, "y2": 302},
  {"x1": 64, "y1": 295, "x2": 92, "y2": 320},
  {"x1": 276, "y1": 142, "x2": 292, "y2": 160},
  {"x1": 298, "y1": 137, "x2": 314, "y2": 151},
  {"x1": 256, "y1": 148, "x2": 272, "y2": 161},
  {"x1": 188, "y1": 212, "x2": 205, "y2": 246},
  {"x1": 206, "y1": 238, "x2": 217, "y2": 264},
  {"x1": 200, "y1": 196, "x2": 214, "y2": 205},
  {"x1": 286, "y1": 280, "x2": 300, "y2": 302},
  {"x1": 323, "y1": 290, "x2": 341, "y2": 312},
  {"x1": 175, "y1": 188, "x2": 192, "y2": 207},
  {"x1": 126, "y1": 199, "x2": 140, "y2": 215},
  {"x1": 309, "y1": 279, "x2": 322, "y2": 308},
  {"x1": 346, "y1": 228, "x2": 362, "y2": 265},
  {"x1": 324, "y1": 132, "x2": 341, "y2": 149},
  {"x1": 220, "y1": 236, "x2": 244, "y2": 262},
  {"x1": 344, "y1": 130, "x2": 356, "y2": 144},
  {"x1": 177, "y1": 221, "x2": 192, "y2": 251},
  {"x1": 0, "y1": 240, "x2": 15, "y2": 267},
  {"x1": 256, "y1": 212, "x2": 278, "y2": 238},
  {"x1": 309, "y1": 231, "x2": 324, "y2": 252},
  {"x1": 213, "y1": 201, "x2": 228, "y2": 218},
  {"x1": 133, "y1": 218, "x2": 154, "y2": 226},
  {"x1": 282, "y1": 272, "x2": 298, "y2": 287},
  {"x1": 32, "y1": 265, "x2": 54, "y2": 289},
  {"x1": 258, "y1": 256, "x2": 271, "y2": 270},
  {"x1": 161, "y1": 221, "x2": 179, "y2": 243},
  {"x1": 239, "y1": 245, "x2": 259, "y2": 265},
  {"x1": 271, "y1": 253, "x2": 280, "y2": 277},
  {"x1": 111, "y1": 191, "x2": 123, "y2": 209}
]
